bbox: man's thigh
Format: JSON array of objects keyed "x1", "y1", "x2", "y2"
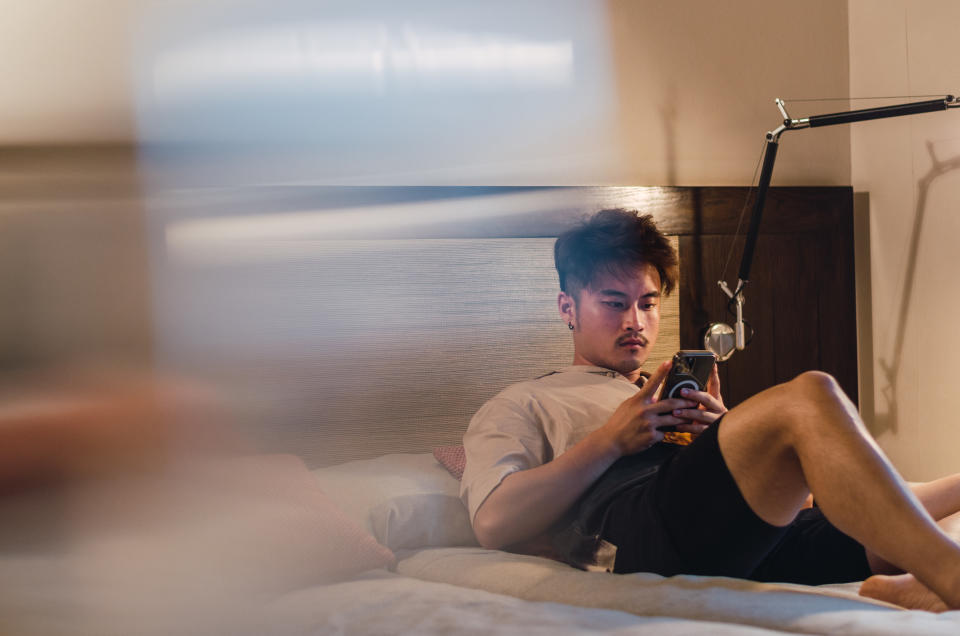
[
  {"x1": 605, "y1": 419, "x2": 791, "y2": 578},
  {"x1": 716, "y1": 374, "x2": 844, "y2": 526}
]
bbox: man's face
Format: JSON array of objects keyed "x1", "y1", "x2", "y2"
[{"x1": 558, "y1": 263, "x2": 661, "y2": 381}]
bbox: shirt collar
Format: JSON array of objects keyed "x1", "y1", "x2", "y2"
[{"x1": 550, "y1": 365, "x2": 649, "y2": 387}]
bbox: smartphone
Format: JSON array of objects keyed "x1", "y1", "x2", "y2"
[{"x1": 657, "y1": 350, "x2": 716, "y2": 429}]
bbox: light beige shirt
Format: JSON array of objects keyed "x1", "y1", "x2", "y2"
[{"x1": 460, "y1": 365, "x2": 643, "y2": 522}]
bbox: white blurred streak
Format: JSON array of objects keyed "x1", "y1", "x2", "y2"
[
  {"x1": 153, "y1": 22, "x2": 572, "y2": 103},
  {"x1": 133, "y1": 2, "x2": 615, "y2": 183},
  {"x1": 153, "y1": 23, "x2": 390, "y2": 99},
  {"x1": 391, "y1": 25, "x2": 571, "y2": 81},
  {"x1": 163, "y1": 189, "x2": 575, "y2": 258}
]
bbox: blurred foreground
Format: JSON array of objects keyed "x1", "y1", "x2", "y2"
[{"x1": 0, "y1": 368, "x2": 393, "y2": 635}]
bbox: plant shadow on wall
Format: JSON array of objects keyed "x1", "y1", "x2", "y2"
[{"x1": 869, "y1": 142, "x2": 960, "y2": 438}]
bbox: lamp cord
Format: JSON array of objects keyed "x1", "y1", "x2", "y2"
[{"x1": 720, "y1": 137, "x2": 767, "y2": 285}]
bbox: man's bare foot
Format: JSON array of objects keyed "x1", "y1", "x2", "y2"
[{"x1": 859, "y1": 574, "x2": 950, "y2": 612}]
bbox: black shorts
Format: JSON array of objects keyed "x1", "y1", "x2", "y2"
[{"x1": 600, "y1": 417, "x2": 872, "y2": 584}]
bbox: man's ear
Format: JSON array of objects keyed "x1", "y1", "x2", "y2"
[{"x1": 558, "y1": 291, "x2": 576, "y2": 327}]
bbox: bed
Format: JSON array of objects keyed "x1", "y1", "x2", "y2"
[
  {"x1": 301, "y1": 451, "x2": 960, "y2": 636},
  {"x1": 6, "y1": 449, "x2": 953, "y2": 635},
  {"x1": 1, "y1": 185, "x2": 937, "y2": 634}
]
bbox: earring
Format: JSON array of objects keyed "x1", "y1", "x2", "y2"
[{"x1": 568, "y1": 323, "x2": 574, "y2": 330}]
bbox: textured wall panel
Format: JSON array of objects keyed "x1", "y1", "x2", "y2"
[{"x1": 159, "y1": 236, "x2": 678, "y2": 465}]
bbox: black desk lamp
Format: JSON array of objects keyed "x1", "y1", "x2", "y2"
[{"x1": 705, "y1": 94, "x2": 960, "y2": 361}]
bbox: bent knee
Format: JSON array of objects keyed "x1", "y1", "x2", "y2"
[
  {"x1": 789, "y1": 370, "x2": 841, "y2": 396},
  {"x1": 782, "y1": 371, "x2": 858, "y2": 423}
]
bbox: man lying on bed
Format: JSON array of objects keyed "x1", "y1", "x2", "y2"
[{"x1": 460, "y1": 208, "x2": 960, "y2": 612}]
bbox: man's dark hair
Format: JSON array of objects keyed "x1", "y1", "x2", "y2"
[{"x1": 554, "y1": 209, "x2": 678, "y2": 299}]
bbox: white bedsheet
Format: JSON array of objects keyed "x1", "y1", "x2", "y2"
[
  {"x1": 268, "y1": 570, "x2": 797, "y2": 635},
  {"x1": 395, "y1": 547, "x2": 960, "y2": 636}
]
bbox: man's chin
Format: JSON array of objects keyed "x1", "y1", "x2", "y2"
[{"x1": 610, "y1": 355, "x2": 645, "y2": 376}]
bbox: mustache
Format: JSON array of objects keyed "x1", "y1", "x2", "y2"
[{"x1": 617, "y1": 334, "x2": 649, "y2": 346}]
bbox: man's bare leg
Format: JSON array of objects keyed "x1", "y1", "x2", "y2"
[
  {"x1": 865, "y1": 475, "x2": 960, "y2": 574},
  {"x1": 859, "y1": 574, "x2": 949, "y2": 611},
  {"x1": 858, "y1": 481, "x2": 960, "y2": 611},
  {"x1": 717, "y1": 371, "x2": 960, "y2": 610},
  {"x1": 910, "y1": 475, "x2": 960, "y2": 521}
]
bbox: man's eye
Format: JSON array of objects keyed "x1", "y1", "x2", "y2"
[
  {"x1": 642, "y1": 302, "x2": 658, "y2": 310},
  {"x1": 603, "y1": 301, "x2": 625, "y2": 309}
]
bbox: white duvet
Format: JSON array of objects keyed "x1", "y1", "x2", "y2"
[
  {"x1": 393, "y1": 547, "x2": 960, "y2": 636},
  {"x1": 270, "y1": 569, "x2": 799, "y2": 635},
  {"x1": 308, "y1": 451, "x2": 960, "y2": 635},
  {"x1": 6, "y1": 552, "x2": 958, "y2": 636}
]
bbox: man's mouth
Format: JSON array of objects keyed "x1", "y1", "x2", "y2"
[{"x1": 618, "y1": 336, "x2": 648, "y2": 347}]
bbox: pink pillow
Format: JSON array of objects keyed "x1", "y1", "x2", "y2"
[{"x1": 433, "y1": 445, "x2": 466, "y2": 481}]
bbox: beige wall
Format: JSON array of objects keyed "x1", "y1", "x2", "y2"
[
  {"x1": 849, "y1": 0, "x2": 960, "y2": 480},
  {"x1": 608, "y1": 0, "x2": 850, "y2": 186},
  {"x1": 0, "y1": 1, "x2": 136, "y2": 144}
]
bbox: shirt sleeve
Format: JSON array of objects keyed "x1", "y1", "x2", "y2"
[{"x1": 459, "y1": 394, "x2": 548, "y2": 524}]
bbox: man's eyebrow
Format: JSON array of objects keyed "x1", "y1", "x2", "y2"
[{"x1": 597, "y1": 289, "x2": 661, "y2": 298}]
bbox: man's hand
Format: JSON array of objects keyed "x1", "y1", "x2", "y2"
[
  {"x1": 599, "y1": 361, "x2": 697, "y2": 457},
  {"x1": 669, "y1": 362, "x2": 727, "y2": 436}
]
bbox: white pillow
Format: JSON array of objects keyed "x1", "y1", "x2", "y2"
[{"x1": 312, "y1": 453, "x2": 478, "y2": 551}]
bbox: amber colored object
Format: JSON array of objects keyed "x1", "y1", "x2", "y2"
[{"x1": 662, "y1": 431, "x2": 694, "y2": 446}]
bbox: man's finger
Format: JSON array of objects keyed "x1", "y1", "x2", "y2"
[
  {"x1": 672, "y1": 409, "x2": 720, "y2": 423},
  {"x1": 654, "y1": 415, "x2": 689, "y2": 431},
  {"x1": 676, "y1": 422, "x2": 709, "y2": 435},
  {"x1": 677, "y1": 389, "x2": 723, "y2": 412},
  {"x1": 636, "y1": 360, "x2": 671, "y2": 403},
  {"x1": 653, "y1": 398, "x2": 697, "y2": 413},
  {"x1": 707, "y1": 363, "x2": 721, "y2": 399}
]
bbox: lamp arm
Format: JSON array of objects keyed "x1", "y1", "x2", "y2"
[
  {"x1": 737, "y1": 137, "x2": 779, "y2": 286},
  {"x1": 730, "y1": 94, "x2": 959, "y2": 294},
  {"x1": 808, "y1": 96, "x2": 956, "y2": 127},
  {"x1": 714, "y1": 94, "x2": 959, "y2": 355}
]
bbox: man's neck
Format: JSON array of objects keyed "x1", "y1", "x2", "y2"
[
  {"x1": 621, "y1": 369, "x2": 646, "y2": 385},
  {"x1": 570, "y1": 359, "x2": 645, "y2": 385}
]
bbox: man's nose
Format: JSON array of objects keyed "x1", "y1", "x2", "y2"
[{"x1": 624, "y1": 306, "x2": 643, "y2": 331}]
